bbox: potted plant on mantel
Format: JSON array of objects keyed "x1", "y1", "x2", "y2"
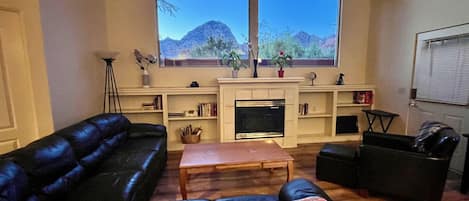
[
  {"x1": 222, "y1": 50, "x2": 246, "y2": 78},
  {"x1": 272, "y1": 51, "x2": 292, "y2": 78}
]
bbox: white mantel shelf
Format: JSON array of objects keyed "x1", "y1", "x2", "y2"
[{"x1": 217, "y1": 77, "x2": 305, "y2": 84}]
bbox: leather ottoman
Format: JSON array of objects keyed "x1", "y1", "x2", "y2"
[{"x1": 316, "y1": 143, "x2": 359, "y2": 187}]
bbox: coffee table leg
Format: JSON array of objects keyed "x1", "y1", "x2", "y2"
[
  {"x1": 179, "y1": 168, "x2": 188, "y2": 200},
  {"x1": 287, "y1": 161, "x2": 294, "y2": 182}
]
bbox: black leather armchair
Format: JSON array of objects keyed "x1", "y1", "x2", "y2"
[{"x1": 359, "y1": 129, "x2": 460, "y2": 201}]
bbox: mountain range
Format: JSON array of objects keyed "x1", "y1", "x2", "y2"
[{"x1": 160, "y1": 20, "x2": 336, "y2": 58}]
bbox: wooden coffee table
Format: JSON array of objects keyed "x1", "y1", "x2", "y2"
[{"x1": 178, "y1": 140, "x2": 294, "y2": 199}]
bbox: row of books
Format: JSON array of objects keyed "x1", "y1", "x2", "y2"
[
  {"x1": 298, "y1": 103, "x2": 309, "y2": 115},
  {"x1": 141, "y1": 95, "x2": 163, "y2": 110},
  {"x1": 198, "y1": 103, "x2": 217, "y2": 117},
  {"x1": 353, "y1": 91, "x2": 373, "y2": 104}
]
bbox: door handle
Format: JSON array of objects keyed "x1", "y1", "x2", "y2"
[{"x1": 409, "y1": 99, "x2": 417, "y2": 107}]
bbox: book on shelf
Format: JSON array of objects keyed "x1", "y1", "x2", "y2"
[
  {"x1": 168, "y1": 112, "x2": 185, "y2": 117},
  {"x1": 353, "y1": 91, "x2": 373, "y2": 104},
  {"x1": 198, "y1": 103, "x2": 217, "y2": 117},
  {"x1": 298, "y1": 103, "x2": 309, "y2": 116},
  {"x1": 153, "y1": 95, "x2": 163, "y2": 110}
]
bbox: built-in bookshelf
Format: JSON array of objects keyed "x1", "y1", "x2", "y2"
[
  {"x1": 119, "y1": 87, "x2": 219, "y2": 151},
  {"x1": 119, "y1": 84, "x2": 375, "y2": 150},
  {"x1": 297, "y1": 85, "x2": 375, "y2": 144}
]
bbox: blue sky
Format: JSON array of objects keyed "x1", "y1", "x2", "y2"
[{"x1": 158, "y1": 0, "x2": 339, "y2": 42}]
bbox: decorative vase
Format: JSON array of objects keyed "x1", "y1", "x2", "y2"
[
  {"x1": 253, "y1": 59, "x2": 258, "y2": 78},
  {"x1": 278, "y1": 69, "x2": 284, "y2": 78},
  {"x1": 142, "y1": 69, "x2": 150, "y2": 88},
  {"x1": 232, "y1": 69, "x2": 239, "y2": 78}
]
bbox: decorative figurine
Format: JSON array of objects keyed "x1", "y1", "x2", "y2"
[
  {"x1": 310, "y1": 72, "x2": 317, "y2": 86},
  {"x1": 190, "y1": 81, "x2": 199, "y2": 87},
  {"x1": 336, "y1": 73, "x2": 345, "y2": 85}
]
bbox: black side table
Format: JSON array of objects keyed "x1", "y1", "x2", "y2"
[
  {"x1": 362, "y1": 109, "x2": 399, "y2": 133},
  {"x1": 461, "y1": 134, "x2": 469, "y2": 193}
]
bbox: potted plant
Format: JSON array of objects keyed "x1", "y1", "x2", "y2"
[
  {"x1": 272, "y1": 51, "x2": 292, "y2": 78},
  {"x1": 222, "y1": 50, "x2": 246, "y2": 78}
]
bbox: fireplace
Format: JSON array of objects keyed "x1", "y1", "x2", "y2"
[{"x1": 235, "y1": 99, "x2": 285, "y2": 140}]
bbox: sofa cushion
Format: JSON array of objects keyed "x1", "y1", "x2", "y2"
[
  {"x1": 117, "y1": 137, "x2": 165, "y2": 153},
  {"x1": 128, "y1": 123, "x2": 166, "y2": 138},
  {"x1": 0, "y1": 160, "x2": 34, "y2": 201},
  {"x1": 65, "y1": 171, "x2": 144, "y2": 201},
  {"x1": 96, "y1": 151, "x2": 157, "y2": 174},
  {"x1": 40, "y1": 165, "x2": 86, "y2": 199},
  {"x1": 85, "y1": 113, "x2": 130, "y2": 139},
  {"x1": 54, "y1": 121, "x2": 104, "y2": 159},
  {"x1": 104, "y1": 131, "x2": 128, "y2": 150},
  {"x1": 7, "y1": 135, "x2": 78, "y2": 187},
  {"x1": 74, "y1": 131, "x2": 127, "y2": 169}
]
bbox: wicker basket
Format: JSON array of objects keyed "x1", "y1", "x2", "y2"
[{"x1": 181, "y1": 134, "x2": 201, "y2": 144}]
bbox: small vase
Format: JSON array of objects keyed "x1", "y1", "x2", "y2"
[
  {"x1": 142, "y1": 69, "x2": 150, "y2": 88},
  {"x1": 232, "y1": 69, "x2": 239, "y2": 78},
  {"x1": 278, "y1": 69, "x2": 284, "y2": 78},
  {"x1": 253, "y1": 59, "x2": 258, "y2": 78}
]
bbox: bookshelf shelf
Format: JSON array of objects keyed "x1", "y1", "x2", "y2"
[
  {"x1": 298, "y1": 113, "x2": 333, "y2": 118},
  {"x1": 122, "y1": 109, "x2": 163, "y2": 114},
  {"x1": 337, "y1": 103, "x2": 371, "y2": 107},
  {"x1": 168, "y1": 116, "x2": 217, "y2": 121}
]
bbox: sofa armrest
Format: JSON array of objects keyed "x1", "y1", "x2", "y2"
[
  {"x1": 359, "y1": 144, "x2": 450, "y2": 201},
  {"x1": 128, "y1": 123, "x2": 167, "y2": 138},
  {"x1": 363, "y1": 131, "x2": 415, "y2": 152},
  {"x1": 278, "y1": 178, "x2": 332, "y2": 201}
]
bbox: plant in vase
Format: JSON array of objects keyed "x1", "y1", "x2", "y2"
[
  {"x1": 272, "y1": 51, "x2": 292, "y2": 78},
  {"x1": 134, "y1": 49, "x2": 157, "y2": 88},
  {"x1": 222, "y1": 50, "x2": 246, "y2": 78}
]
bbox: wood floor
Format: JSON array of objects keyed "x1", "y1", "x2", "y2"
[{"x1": 151, "y1": 142, "x2": 469, "y2": 201}]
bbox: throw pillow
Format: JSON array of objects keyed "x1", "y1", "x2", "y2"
[{"x1": 412, "y1": 121, "x2": 450, "y2": 153}]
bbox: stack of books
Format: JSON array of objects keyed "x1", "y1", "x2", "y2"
[
  {"x1": 198, "y1": 103, "x2": 217, "y2": 117},
  {"x1": 353, "y1": 91, "x2": 373, "y2": 104},
  {"x1": 298, "y1": 103, "x2": 309, "y2": 115}
]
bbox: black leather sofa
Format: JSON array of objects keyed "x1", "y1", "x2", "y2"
[
  {"x1": 183, "y1": 178, "x2": 333, "y2": 201},
  {"x1": 0, "y1": 113, "x2": 167, "y2": 201}
]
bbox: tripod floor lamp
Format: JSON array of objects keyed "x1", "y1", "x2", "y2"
[{"x1": 96, "y1": 51, "x2": 121, "y2": 113}]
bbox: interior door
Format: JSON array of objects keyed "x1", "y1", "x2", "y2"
[
  {"x1": 407, "y1": 100, "x2": 469, "y2": 173},
  {"x1": 0, "y1": 7, "x2": 38, "y2": 153}
]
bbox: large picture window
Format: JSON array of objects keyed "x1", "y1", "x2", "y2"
[
  {"x1": 258, "y1": 0, "x2": 340, "y2": 66},
  {"x1": 156, "y1": 0, "x2": 340, "y2": 67},
  {"x1": 157, "y1": 0, "x2": 248, "y2": 67}
]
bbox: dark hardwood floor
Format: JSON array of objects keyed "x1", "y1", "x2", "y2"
[{"x1": 151, "y1": 142, "x2": 469, "y2": 201}]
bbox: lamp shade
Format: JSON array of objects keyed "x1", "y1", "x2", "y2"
[{"x1": 95, "y1": 51, "x2": 120, "y2": 59}]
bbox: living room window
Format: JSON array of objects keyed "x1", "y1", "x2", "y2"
[
  {"x1": 156, "y1": 0, "x2": 341, "y2": 67},
  {"x1": 258, "y1": 0, "x2": 341, "y2": 66}
]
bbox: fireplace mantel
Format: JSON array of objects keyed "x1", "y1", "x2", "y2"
[
  {"x1": 217, "y1": 77, "x2": 305, "y2": 84},
  {"x1": 218, "y1": 77, "x2": 303, "y2": 148}
]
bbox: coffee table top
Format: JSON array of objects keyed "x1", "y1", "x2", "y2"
[{"x1": 179, "y1": 140, "x2": 293, "y2": 168}]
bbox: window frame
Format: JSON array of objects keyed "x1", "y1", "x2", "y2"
[{"x1": 155, "y1": 0, "x2": 342, "y2": 68}]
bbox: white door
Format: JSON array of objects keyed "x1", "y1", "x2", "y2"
[
  {"x1": 407, "y1": 100, "x2": 469, "y2": 173},
  {"x1": 0, "y1": 8, "x2": 38, "y2": 153}
]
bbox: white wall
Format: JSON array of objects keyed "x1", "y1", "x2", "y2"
[
  {"x1": 40, "y1": 0, "x2": 108, "y2": 129},
  {"x1": 367, "y1": 0, "x2": 469, "y2": 133}
]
